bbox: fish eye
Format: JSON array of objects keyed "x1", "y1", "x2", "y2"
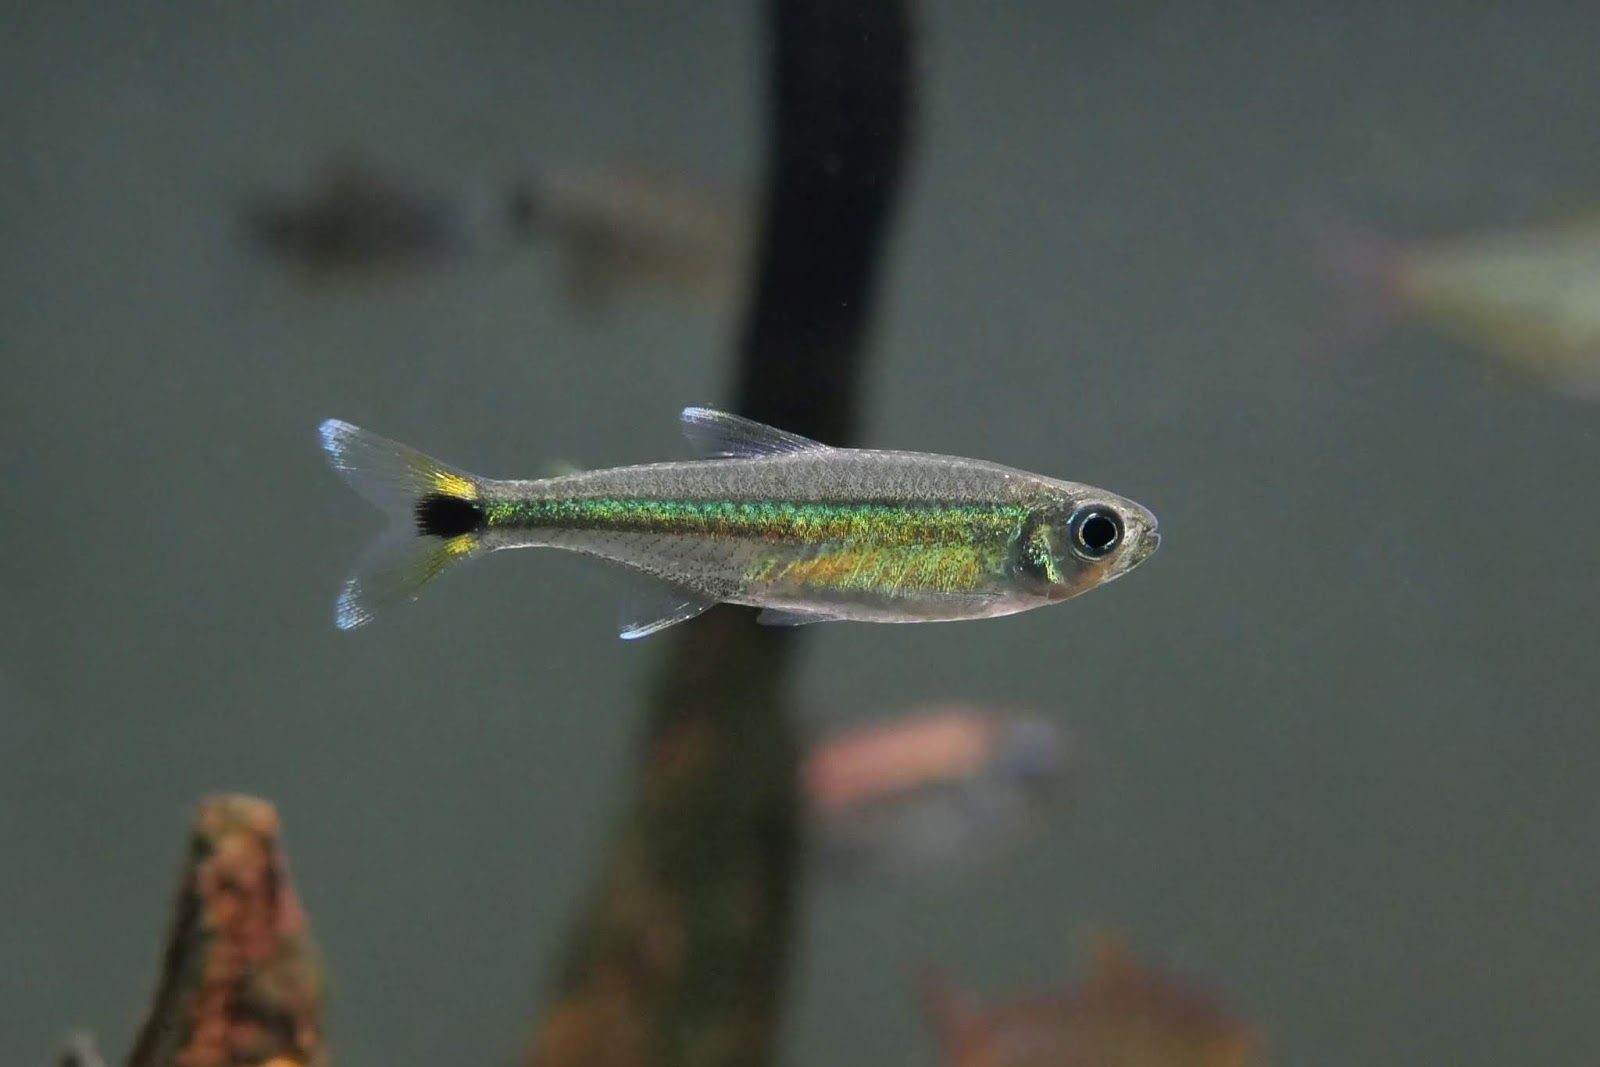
[{"x1": 1068, "y1": 506, "x2": 1122, "y2": 560}]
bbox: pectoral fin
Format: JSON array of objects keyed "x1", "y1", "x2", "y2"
[{"x1": 755, "y1": 607, "x2": 844, "y2": 627}]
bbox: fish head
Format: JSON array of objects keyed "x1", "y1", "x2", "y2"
[{"x1": 1013, "y1": 488, "x2": 1160, "y2": 602}]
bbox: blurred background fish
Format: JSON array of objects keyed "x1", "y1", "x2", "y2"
[
  {"x1": 245, "y1": 155, "x2": 747, "y2": 314},
  {"x1": 921, "y1": 936, "x2": 1257, "y2": 1067},
  {"x1": 244, "y1": 158, "x2": 520, "y2": 282},
  {"x1": 514, "y1": 162, "x2": 749, "y2": 315},
  {"x1": 1314, "y1": 211, "x2": 1600, "y2": 397},
  {"x1": 803, "y1": 706, "x2": 1069, "y2": 877}
]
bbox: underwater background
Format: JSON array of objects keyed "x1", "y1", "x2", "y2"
[{"x1": 3, "y1": 4, "x2": 1597, "y2": 1066}]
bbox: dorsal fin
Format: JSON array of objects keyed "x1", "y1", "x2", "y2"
[{"x1": 679, "y1": 406, "x2": 830, "y2": 459}]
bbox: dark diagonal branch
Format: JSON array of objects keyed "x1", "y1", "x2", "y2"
[{"x1": 737, "y1": 0, "x2": 916, "y2": 442}]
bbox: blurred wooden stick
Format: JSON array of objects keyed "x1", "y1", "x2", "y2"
[
  {"x1": 126, "y1": 796, "x2": 326, "y2": 1067},
  {"x1": 527, "y1": 2, "x2": 916, "y2": 1066}
]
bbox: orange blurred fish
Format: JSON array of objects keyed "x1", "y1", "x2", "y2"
[
  {"x1": 922, "y1": 937, "x2": 1257, "y2": 1067},
  {"x1": 802, "y1": 706, "x2": 1068, "y2": 876}
]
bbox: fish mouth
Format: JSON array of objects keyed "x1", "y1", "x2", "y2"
[
  {"x1": 1126, "y1": 529, "x2": 1160, "y2": 568},
  {"x1": 1080, "y1": 524, "x2": 1157, "y2": 594}
]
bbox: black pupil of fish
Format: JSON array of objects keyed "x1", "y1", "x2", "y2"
[{"x1": 1076, "y1": 512, "x2": 1119, "y2": 555}]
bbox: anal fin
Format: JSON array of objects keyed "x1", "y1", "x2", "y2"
[
  {"x1": 336, "y1": 527, "x2": 481, "y2": 631},
  {"x1": 618, "y1": 580, "x2": 719, "y2": 640}
]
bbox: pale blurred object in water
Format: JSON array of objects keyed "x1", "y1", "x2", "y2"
[
  {"x1": 1316, "y1": 212, "x2": 1600, "y2": 397},
  {"x1": 922, "y1": 936, "x2": 1257, "y2": 1067},
  {"x1": 803, "y1": 706, "x2": 1069, "y2": 877},
  {"x1": 51, "y1": 1033, "x2": 106, "y2": 1067},
  {"x1": 244, "y1": 160, "x2": 518, "y2": 281},
  {"x1": 514, "y1": 163, "x2": 749, "y2": 315}
]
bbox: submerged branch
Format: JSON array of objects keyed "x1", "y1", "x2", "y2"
[
  {"x1": 527, "y1": 2, "x2": 916, "y2": 1066},
  {"x1": 126, "y1": 796, "x2": 326, "y2": 1067},
  {"x1": 737, "y1": 0, "x2": 916, "y2": 444}
]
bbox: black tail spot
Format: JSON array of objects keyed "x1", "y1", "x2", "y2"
[{"x1": 416, "y1": 493, "x2": 483, "y2": 539}]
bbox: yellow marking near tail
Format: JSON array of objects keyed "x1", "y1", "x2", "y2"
[
  {"x1": 431, "y1": 470, "x2": 478, "y2": 500},
  {"x1": 413, "y1": 534, "x2": 478, "y2": 588},
  {"x1": 404, "y1": 453, "x2": 478, "y2": 500}
]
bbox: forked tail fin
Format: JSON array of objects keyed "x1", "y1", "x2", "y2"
[{"x1": 318, "y1": 419, "x2": 488, "y2": 630}]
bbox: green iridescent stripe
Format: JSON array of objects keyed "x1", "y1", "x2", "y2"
[{"x1": 483, "y1": 497, "x2": 1029, "y2": 548}]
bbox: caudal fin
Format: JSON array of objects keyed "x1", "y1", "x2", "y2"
[{"x1": 318, "y1": 419, "x2": 487, "y2": 630}]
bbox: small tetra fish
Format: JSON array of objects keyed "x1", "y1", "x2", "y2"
[
  {"x1": 318, "y1": 407, "x2": 1159, "y2": 637},
  {"x1": 511, "y1": 166, "x2": 749, "y2": 315},
  {"x1": 1317, "y1": 213, "x2": 1600, "y2": 396},
  {"x1": 923, "y1": 937, "x2": 1256, "y2": 1067},
  {"x1": 804, "y1": 706, "x2": 1068, "y2": 876}
]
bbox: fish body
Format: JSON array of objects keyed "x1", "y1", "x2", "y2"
[
  {"x1": 804, "y1": 707, "x2": 1068, "y2": 876},
  {"x1": 923, "y1": 938, "x2": 1256, "y2": 1067},
  {"x1": 319, "y1": 407, "x2": 1158, "y2": 637}
]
